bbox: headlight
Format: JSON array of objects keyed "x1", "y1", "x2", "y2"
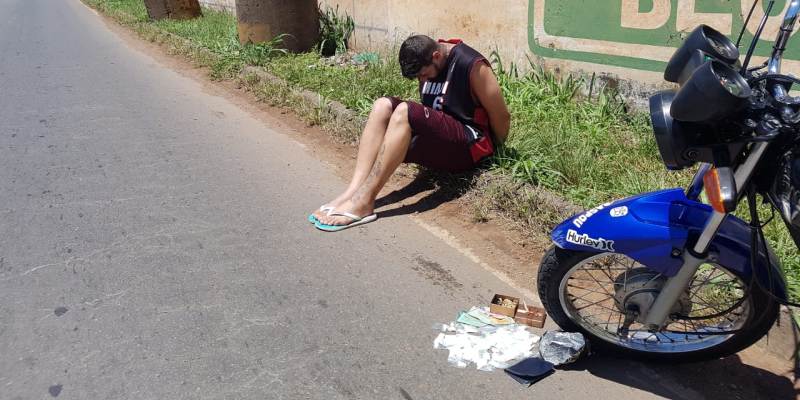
[
  {"x1": 650, "y1": 89, "x2": 749, "y2": 170},
  {"x1": 670, "y1": 60, "x2": 751, "y2": 122},
  {"x1": 650, "y1": 91, "x2": 698, "y2": 170}
]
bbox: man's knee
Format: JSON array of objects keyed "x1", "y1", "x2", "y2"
[
  {"x1": 372, "y1": 97, "x2": 394, "y2": 119},
  {"x1": 389, "y1": 102, "x2": 409, "y2": 127}
]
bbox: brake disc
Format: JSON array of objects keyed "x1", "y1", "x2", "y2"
[{"x1": 613, "y1": 268, "x2": 692, "y2": 324}]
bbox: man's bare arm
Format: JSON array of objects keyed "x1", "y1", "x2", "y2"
[{"x1": 471, "y1": 62, "x2": 510, "y2": 144}]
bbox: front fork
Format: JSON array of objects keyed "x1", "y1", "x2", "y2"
[{"x1": 642, "y1": 142, "x2": 770, "y2": 328}]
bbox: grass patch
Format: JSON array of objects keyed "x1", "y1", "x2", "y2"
[
  {"x1": 151, "y1": 10, "x2": 287, "y2": 78},
  {"x1": 85, "y1": 0, "x2": 148, "y2": 22},
  {"x1": 84, "y1": 0, "x2": 800, "y2": 300},
  {"x1": 266, "y1": 54, "x2": 417, "y2": 115},
  {"x1": 491, "y1": 60, "x2": 687, "y2": 206}
]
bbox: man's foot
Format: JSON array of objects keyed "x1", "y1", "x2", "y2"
[
  {"x1": 314, "y1": 211, "x2": 377, "y2": 232},
  {"x1": 308, "y1": 205, "x2": 333, "y2": 224},
  {"x1": 309, "y1": 192, "x2": 353, "y2": 222},
  {"x1": 316, "y1": 199, "x2": 375, "y2": 227}
]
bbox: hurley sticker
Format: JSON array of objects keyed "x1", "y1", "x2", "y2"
[{"x1": 566, "y1": 229, "x2": 615, "y2": 252}]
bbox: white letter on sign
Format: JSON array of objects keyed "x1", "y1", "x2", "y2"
[
  {"x1": 676, "y1": 0, "x2": 732, "y2": 34},
  {"x1": 621, "y1": 0, "x2": 670, "y2": 29},
  {"x1": 742, "y1": 1, "x2": 797, "y2": 40}
]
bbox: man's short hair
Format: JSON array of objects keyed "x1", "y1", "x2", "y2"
[{"x1": 398, "y1": 35, "x2": 438, "y2": 79}]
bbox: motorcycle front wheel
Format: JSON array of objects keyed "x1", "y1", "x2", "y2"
[{"x1": 537, "y1": 246, "x2": 779, "y2": 362}]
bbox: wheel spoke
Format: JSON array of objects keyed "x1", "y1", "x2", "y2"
[
  {"x1": 581, "y1": 310, "x2": 617, "y2": 320},
  {"x1": 558, "y1": 253, "x2": 752, "y2": 353},
  {"x1": 567, "y1": 277, "x2": 614, "y2": 284},
  {"x1": 605, "y1": 306, "x2": 614, "y2": 327},
  {"x1": 657, "y1": 331, "x2": 676, "y2": 343},
  {"x1": 574, "y1": 298, "x2": 618, "y2": 313},
  {"x1": 691, "y1": 292, "x2": 733, "y2": 317},
  {"x1": 567, "y1": 283, "x2": 612, "y2": 296},
  {"x1": 688, "y1": 269, "x2": 725, "y2": 298},
  {"x1": 567, "y1": 289, "x2": 608, "y2": 303},
  {"x1": 579, "y1": 268, "x2": 615, "y2": 296},
  {"x1": 687, "y1": 319, "x2": 705, "y2": 338}
]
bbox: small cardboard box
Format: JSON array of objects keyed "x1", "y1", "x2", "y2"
[
  {"x1": 489, "y1": 294, "x2": 519, "y2": 318},
  {"x1": 515, "y1": 306, "x2": 547, "y2": 328}
]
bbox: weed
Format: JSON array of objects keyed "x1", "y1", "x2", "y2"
[{"x1": 318, "y1": 4, "x2": 355, "y2": 57}]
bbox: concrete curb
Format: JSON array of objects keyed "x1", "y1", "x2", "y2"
[
  {"x1": 85, "y1": 0, "x2": 800, "y2": 363},
  {"x1": 239, "y1": 66, "x2": 364, "y2": 142}
]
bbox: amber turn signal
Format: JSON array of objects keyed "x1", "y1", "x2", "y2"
[{"x1": 703, "y1": 167, "x2": 737, "y2": 213}]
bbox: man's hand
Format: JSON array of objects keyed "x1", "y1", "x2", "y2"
[{"x1": 471, "y1": 61, "x2": 510, "y2": 144}]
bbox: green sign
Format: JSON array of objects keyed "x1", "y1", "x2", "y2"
[{"x1": 529, "y1": 0, "x2": 800, "y2": 72}]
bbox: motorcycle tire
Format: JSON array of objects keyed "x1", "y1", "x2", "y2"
[{"x1": 537, "y1": 246, "x2": 780, "y2": 362}]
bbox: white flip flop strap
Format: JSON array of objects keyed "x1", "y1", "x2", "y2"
[
  {"x1": 319, "y1": 205, "x2": 334, "y2": 215},
  {"x1": 327, "y1": 211, "x2": 361, "y2": 221}
]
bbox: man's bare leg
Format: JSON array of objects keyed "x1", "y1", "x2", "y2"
[
  {"x1": 318, "y1": 102, "x2": 413, "y2": 226},
  {"x1": 311, "y1": 98, "x2": 394, "y2": 220}
]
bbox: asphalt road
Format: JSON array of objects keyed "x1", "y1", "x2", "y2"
[{"x1": 0, "y1": 1, "x2": 795, "y2": 399}]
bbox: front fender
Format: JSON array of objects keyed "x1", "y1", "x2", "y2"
[{"x1": 552, "y1": 189, "x2": 787, "y2": 299}]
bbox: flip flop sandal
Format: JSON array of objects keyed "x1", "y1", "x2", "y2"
[
  {"x1": 308, "y1": 205, "x2": 334, "y2": 224},
  {"x1": 314, "y1": 211, "x2": 378, "y2": 232}
]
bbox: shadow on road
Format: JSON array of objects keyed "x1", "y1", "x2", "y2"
[
  {"x1": 375, "y1": 167, "x2": 484, "y2": 218},
  {"x1": 561, "y1": 353, "x2": 797, "y2": 400}
]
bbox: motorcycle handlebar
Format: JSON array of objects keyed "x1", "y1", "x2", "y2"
[{"x1": 768, "y1": 0, "x2": 800, "y2": 98}]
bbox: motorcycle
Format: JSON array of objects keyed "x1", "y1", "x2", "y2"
[{"x1": 537, "y1": 0, "x2": 800, "y2": 361}]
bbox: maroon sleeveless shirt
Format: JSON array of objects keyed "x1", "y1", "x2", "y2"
[{"x1": 419, "y1": 39, "x2": 494, "y2": 162}]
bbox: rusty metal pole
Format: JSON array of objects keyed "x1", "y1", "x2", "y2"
[{"x1": 236, "y1": 0, "x2": 319, "y2": 53}]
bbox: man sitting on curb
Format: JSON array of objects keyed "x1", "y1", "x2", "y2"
[{"x1": 310, "y1": 34, "x2": 511, "y2": 231}]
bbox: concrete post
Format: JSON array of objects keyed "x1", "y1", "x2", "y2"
[
  {"x1": 235, "y1": 0, "x2": 319, "y2": 53},
  {"x1": 143, "y1": 0, "x2": 202, "y2": 20}
]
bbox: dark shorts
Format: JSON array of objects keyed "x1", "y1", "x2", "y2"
[{"x1": 386, "y1": 97, "x2": 477, "y2": 173}]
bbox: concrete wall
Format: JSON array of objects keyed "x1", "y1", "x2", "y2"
[
  {"x1": 321, "y1": 0, "x2": 529, "y2": 68},
  {"x1": 323, "y1": 0, "x2": 800, "y2": 99},
  {"x1": 198, "y1": 0, "x2": 234, "y2": 12},
  {"x1": 202, "y1": 1, "x2": 800, "y2": 99}
]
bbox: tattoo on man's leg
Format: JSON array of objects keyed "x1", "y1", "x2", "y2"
[{"x1": 352, "y1": 144, "x2": 385, "y2": 202}]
